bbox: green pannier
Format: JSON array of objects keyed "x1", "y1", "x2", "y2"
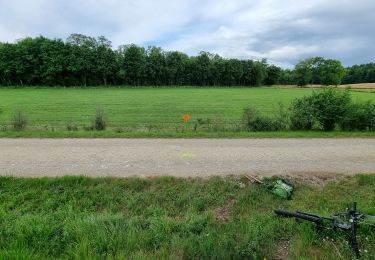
[{"x1": 271, "y1": 180, "x2": 294, "y2": 199}]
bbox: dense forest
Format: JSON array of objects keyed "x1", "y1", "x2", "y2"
[{"x1": 0, "y1": 34, "x2": 372, "y2": 87}]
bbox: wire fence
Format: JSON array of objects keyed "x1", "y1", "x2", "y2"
[{"x1": 1, "y1": 119, "x2": 247, "y2": 133}]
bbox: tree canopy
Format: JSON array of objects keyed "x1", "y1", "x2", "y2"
[
  {"x1": 294, "y1": 57, "x2": 346, "y2": 86},
  {"x1": 0, "y1": 34, "x2": 370, "y2": 87}
]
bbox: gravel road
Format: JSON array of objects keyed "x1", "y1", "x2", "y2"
[{"x1": 0, "y1": 138, "x2": 374, "y2": 177}]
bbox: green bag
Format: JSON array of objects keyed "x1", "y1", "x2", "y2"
[
  {"x1": 247, "y1": 175, "x2": 294, "y2": 199},
  {"x1": 271, "y1": 180, "x2": 294, "y2": 199}
]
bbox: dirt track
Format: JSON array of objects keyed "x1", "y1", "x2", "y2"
[{"x1": 0, "y1": 138, "x2": 375, "y2": 178}]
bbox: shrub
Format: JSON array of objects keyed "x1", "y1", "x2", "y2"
[
  {"x1": 340, "y1": 101, "x2": 375, "y2": 131},
  {"x1": 66, "y1": 122, "x2": 79, "y2": 131},
  {"x1": 290, "y1": 97, "x2": 315, "y2": 130},
  {"x1": 273, "y1": 103, "x2": 290, "y2": 131},
  {"x1": 91, "y1": 107, "x2": 107, "y2": 131},
  {"x1": 243, "y1": 107, "x2": 282, "y2": 131},
  {"x1": 309, "y1": 88, "x2": 351, "y2": 131},
  {"x1": 290, "y1": 88, "x2": 351, "y2": 131},
  {"x1": 11, "y1": 110, "x2": 27, "y2": 130}
]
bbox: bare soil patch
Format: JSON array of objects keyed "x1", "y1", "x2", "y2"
[
  {"x1": 213, "y1": 198, "x2": 236, "y2": 222},
  {"x1": 275, "y1": 239, "x2": 291, "y2": 260}
]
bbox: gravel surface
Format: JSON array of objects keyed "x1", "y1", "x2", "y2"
[{"x1": 0, "y1": 138, "x2": 375, "y2": 177}]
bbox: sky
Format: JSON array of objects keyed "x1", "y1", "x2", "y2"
[{"x1": 0, "y1": 0, "x2": 374, "y2": 67}]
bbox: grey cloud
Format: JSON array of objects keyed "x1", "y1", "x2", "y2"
[
  {"x1": 234, "y1": 0, "x2": 375, "y2": 66},
  {"x1": 0, "y1": 0, "x2": 374, "y2": 66}
]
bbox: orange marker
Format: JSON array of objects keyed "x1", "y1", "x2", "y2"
[{"x1": 183, "y1": 114, "x2": 190, "y2": 122}]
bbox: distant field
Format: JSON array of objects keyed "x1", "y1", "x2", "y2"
[
  {"x1": 341, "y1": 83, "x2": 375, "y2": 89},
  {"x1": 1, "y1": 87, "x2": 375, "y2": 130}
]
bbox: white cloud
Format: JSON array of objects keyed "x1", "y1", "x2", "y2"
[{"x1": 0, "y1": 0, "x2": 374, "y2": 66}]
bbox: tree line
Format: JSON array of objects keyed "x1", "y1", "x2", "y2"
[
  {"x1": 0, "y1": 34, "x2": 372, "y2": 87},
  {"x1": 343, "y1": 63, "x2": 375, "y2": 84}
]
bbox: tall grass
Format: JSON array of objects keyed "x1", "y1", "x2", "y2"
[
  {"x1": 10, "y1": 110, "x2": 27, "y2": 130},
  {"x1": 0, "y1": 175, "x2": 374, "y2": 259},
  {"x1": 91, "y1": 106, "x2": 107, "y2": 130}
]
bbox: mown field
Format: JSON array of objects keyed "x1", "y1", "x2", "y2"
[
  {"x1": 0, "y1": 175, "x2": 374, "y2": 259},
  {"x1": 1, "y1": 87, "x2": 375, "y2": 137},
  {"x1": 0, "y1": 87, "x2": 315, "y2": 127}
]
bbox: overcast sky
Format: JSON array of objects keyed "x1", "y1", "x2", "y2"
[{"x1": 0, "y1": 0, "x2": 374, "y2": 67}]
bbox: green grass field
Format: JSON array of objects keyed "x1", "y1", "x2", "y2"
[
  {"x1": 1, "y1": 87, "x2": 375, "y2": 137},
  {"x1": 1, "y1": 175, "x2": 374, "y2": 259}
]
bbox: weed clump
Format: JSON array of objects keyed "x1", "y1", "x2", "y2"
[
  {"x1": 11, "y1": 110, "x2": 27, "y2": 130},
  {"x1": 290, "y1": 97, "x2": 315, "y2": 130},
  {"x1": 194, "y1": 118, "x2": 211, "y2": 131},
  {"x1": 243, "y1": 106, "x2": 287, "y2": 131},
  {"x1": 339, "y1": 101, "x2": 375, "y2": 131},
  {"x1": 91, "y1": 107, "x2": 107, "y2": 131},
  {"x1": 66, "y1": 122, "x2": 79, "y2": 131}
]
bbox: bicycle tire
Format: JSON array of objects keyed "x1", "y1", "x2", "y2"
[{"x1": 275, "y1": 209, "x2": 323, "y2": 224}]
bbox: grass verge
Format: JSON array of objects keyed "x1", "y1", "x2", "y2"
[
  {"x1": 1, "y1": 129, "x2": 375, "y2": 138},
  {"x1": 0, "y1": 174, "x2": 374, "y2": 259}
]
